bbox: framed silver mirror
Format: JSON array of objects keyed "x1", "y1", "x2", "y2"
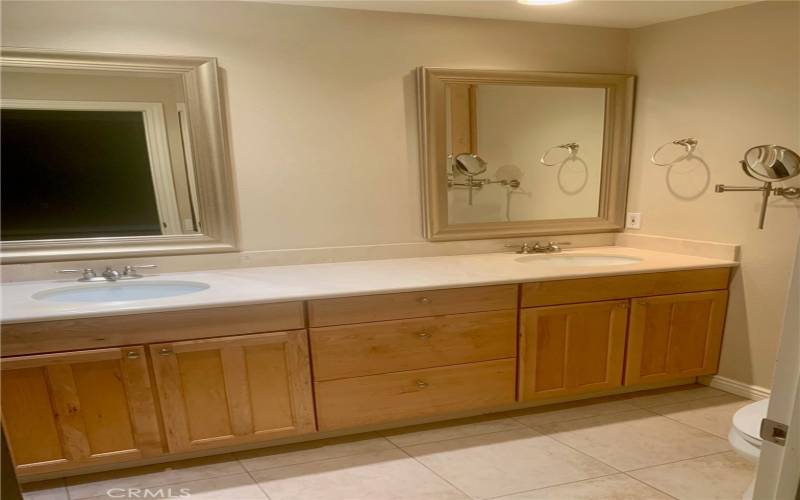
[
  {"x1": 417, "y1": 67, "x2": 635, "y2": 241},
  {"x1": 0, "y1": 48, "x2": 238, "y2": 262}
]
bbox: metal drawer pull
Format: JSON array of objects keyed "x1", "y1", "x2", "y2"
[
  {"x1": 126, "y1": 351, "x2": 140, "y2": 359},
  {"x1": 418, "y1": 297, "x2": 432, "y2": 305},
  {"x1": 415, "y1": 380, "x2": 429, "y2": 389},
  {"x1": 416, "y1": 331, "x2": 432, "y2": 339},
  {"x1": 158, "y1": 348, "x2": 173, "y2": 356}
]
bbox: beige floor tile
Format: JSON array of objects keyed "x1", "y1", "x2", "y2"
[
  {"x1": 494, "y1": 474, "x2": 673, "y2": 500},
  {"x1": 235, "y1": 433, "x2": 395, "y2": 472},
  {"x1": 383, "y1": 414, "x2": 525, "y2": 447},
  {"x1": 649, "y1": 395, "x2": 751, "y2": 438},
  {"x1": 629, "y1": 451, "x2": 755, "y2": 500},
  {"x1": 21, "y1": 479, "x2": 69, "y2": 500},
  {"x1": 514, "y1": 399, "x2": 639, "y2": 427},
  {"x1": 403, "y1": 427, "x2": 616, "y2": 499},
  {"x1": 66, "y1": 454, "x2": 246, "y2": 499},
  {"x1": 81, "y1": 473, "x2": 267, "y2": 500},
  {"x1": 624, "y1": 385, "x2": 724, "y2": 408},
  {"x1": 251, "y1": 448, "x2": 468, "y2": 500},
  {"x1": 536, "y1": 409, "x2": 730, "y2": 471}
]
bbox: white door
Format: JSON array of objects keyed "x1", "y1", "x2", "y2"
[{"x1": 753, "y1": 235, "x2": 800, "y2": 499}]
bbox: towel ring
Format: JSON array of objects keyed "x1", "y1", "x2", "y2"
[
  {"x1": 651, "y1": 138, "x2": 698, "y2": 166},
  {"x1": 540, "y1": 142, "x2": 579, "y2": 166}
]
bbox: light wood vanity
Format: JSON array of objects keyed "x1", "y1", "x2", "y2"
[{"x1": 0, "y1": 267, "x2": 731, "y2": 480}]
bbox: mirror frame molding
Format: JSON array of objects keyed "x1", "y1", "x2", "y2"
[
  {"x1": 0, "y1": 47, "x2": 239, "y2": 263},
  {"x1": 417, "y1": 67, "x2": 635, "y2": 241}
]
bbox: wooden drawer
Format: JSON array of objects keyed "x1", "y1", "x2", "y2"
[
  {"x1": 314, "y1": 358, "x2": 516, "y2": 431},
  {"x1": 308, "y1": 284, "x2": 518, "y2": 327},
  {"x1": 521, "y1": 268, "x2": 730, "y2": 308},
  {"x1": 310, "y1": 310, "x2": 517, "y2": 380},
  {"x1": 1, "y1": 302, "x2": 305, "y2": 357}
]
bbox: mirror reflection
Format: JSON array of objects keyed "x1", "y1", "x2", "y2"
[
  {"x1": 1, "y1": 68, "x2": 201, "y2": 241},
  {"x1": 742, "y1": 145, "x2": 800, "y2": 182},
  {"x1": 446, "y1": 84, "x2": 606, "y2": 224}
]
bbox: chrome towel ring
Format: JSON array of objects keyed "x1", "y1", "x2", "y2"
[
  {"x1": 540, "y1": 142, "x2": 579, "y2": 166},
  {"x1": 651, "y1": 138, "x2": 698, "y2": 166}
]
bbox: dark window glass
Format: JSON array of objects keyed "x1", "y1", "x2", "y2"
[{"x1": 1, "y1": 109, "x2": 163, "y2": 240}]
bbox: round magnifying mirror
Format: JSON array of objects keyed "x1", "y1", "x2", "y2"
[
  {"x1": 454, "y1": 153, "x2": 488, "y2": 176},
  {"x1": 741, "y1": 145, "x2": 800, "y2": 182}
]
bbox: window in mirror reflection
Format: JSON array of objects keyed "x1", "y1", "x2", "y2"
[
  {"x1": 1, "y1": 68, "x2": 202, "y2": 242},
  {"x1": 1, "y1": 106, "x2": 197, "y2": 240},
  {"x1": 446, "y1": 84, "x2": 606, "y2": 224}
]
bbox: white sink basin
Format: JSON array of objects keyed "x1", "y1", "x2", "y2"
[
  {"x1": 515, "y1": 254, "x2": 642, "y2": 267},
  {"x1": 33, "y1": 280, "x2": 210, "y2": 303}
]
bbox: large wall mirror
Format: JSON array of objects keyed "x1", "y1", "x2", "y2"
[
  {"x1": 418, "y1": 67, "x2": 634, "y2": 240},
  {"x1": 0, "y1": 48, "x2": 237, "y2": 262}
]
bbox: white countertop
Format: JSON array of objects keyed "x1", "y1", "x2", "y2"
[{"x1": 0, "y1": 246, "x2": 737, "y2": 324}]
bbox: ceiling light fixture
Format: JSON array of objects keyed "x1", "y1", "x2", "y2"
[{"x1": 517, "y1": 0, "x2": 573, "y2": 5}]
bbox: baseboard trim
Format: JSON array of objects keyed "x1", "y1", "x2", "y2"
[{"x1": 699, "y1": 375, "x2": 771, "y2": 400}]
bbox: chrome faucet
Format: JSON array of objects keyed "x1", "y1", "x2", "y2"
[
  {"x1": 57, "y1": 264, "x2": 158, "y2": 282},
  {"x1": 505, "y1": 241, "x2": 571, "y2": 254}
]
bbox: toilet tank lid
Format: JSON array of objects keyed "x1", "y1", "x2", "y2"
[{"x1": 733, "y1": 398, "x2": 770, "y2": 440}]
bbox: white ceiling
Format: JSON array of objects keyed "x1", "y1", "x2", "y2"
[{"x1": 268, "y1": 0, "x2": 756, "y2": 29}]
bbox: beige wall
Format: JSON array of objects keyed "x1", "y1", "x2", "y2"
[
  {"x1": 0, "y1": 0, "x2": 629, "y2": 251},
  {"x1": 627, "y1": 0, "x2": 800, "y2": 389}
]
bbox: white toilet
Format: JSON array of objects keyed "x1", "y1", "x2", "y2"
[{"x1": 728, "y1": 398, "x2": 770, "y2": 500}]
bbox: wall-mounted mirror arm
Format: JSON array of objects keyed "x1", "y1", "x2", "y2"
[
  {"x1": 715, "y1": 145, "x2": 800, "y2": 229},
  {"x1": 448, "y1": 153, "x2": 520, "y2": 205}
]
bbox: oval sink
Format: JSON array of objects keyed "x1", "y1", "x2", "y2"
[
  {"x1": 515, "y1": 254, "x2": 642, "y2": 267},
  {"x1": 33, "y1": 280, "x2": 210, "y2": 303}
]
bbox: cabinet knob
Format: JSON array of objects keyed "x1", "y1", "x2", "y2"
[
  {"x1": 418, "y1": 297, "x2": 432, "y2": 305},
  {"x1": 415, "y1": 380, "x2": 429, "y2": 389},
  {"x1": 126, "y1": 351, "x2": 140, "y2": 359},
  {"x1": 158, "y1": 348, "x2": 173, "y2": 356},
  {"x1": 416, "y1": 331, "x2": 432, "y2": 340}
]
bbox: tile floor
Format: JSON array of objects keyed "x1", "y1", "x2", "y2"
[{"x1": 22, "y1": 384, "x2": 756, "y2": 500}]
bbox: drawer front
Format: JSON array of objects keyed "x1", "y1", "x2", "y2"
[
  {"x1": 521, "y1": 268, "x2": 730, "y2": 308},
  {"x1": 314, "y1": 358, "x2": 516, "y2": 431},
  {"x1": 311, "y1": 310, "x2": 517, "y2": 380},
  {"x1": 1, "y1": 302, "x2": 305, "y2": 357},
  {"x1": 308, "y1": 284, "x2": 518, "y2": 327}
]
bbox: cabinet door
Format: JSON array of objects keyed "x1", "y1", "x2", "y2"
[
  {"x1": 519, "y1": 300, "x2": 629, "y2": 401},
  {"x1": 625, "y1": 290, "x2": 728, "y2": 385},
  {"x1": 150, "y1": 330, "x2": 315, "y2": 453},
  {"x1": 1, "y1": 346, "x2": 162, "y2": 476}
]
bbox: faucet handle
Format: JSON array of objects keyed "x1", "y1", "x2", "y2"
[
  {"x1": 57, "y1": 268, "x2": 98, "y2": 281},
  {"x1": 122, "y1": 264, "x2": 158, "y2": 279},
  {"x1": 547, "y1": 241, "x2": 571, "y2": 252},
  {"x1": 504, "y1": 242, "x2": 532, "y2": 254}
]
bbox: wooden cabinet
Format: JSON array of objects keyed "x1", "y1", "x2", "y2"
[
  {"x1": 308, "y1": 285, "x2": 518, "y2": 327},
  {"x1": 1, "y1": 346, "x2": 162, "y2": 476},
  {"x1": 625, "y1": 290, "x2": 728, "y2": 386},
  {"x1": 310, "y1": 310, "x2": 517, "y2": 380},
  {"x1": 150, "y1": 330, "x2": 315, "y2": 453},
  {"x1": 315, "y1": 359, "x2": 516, "y2": 431},
  {"x1": 519, "y1": 300, "x2": 629, "y2": 401}
]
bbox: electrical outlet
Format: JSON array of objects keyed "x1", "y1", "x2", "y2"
[{"x1": 626, "y1": 212, "x2": 642, "y2": 229}]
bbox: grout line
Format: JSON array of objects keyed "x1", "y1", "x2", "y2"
[
  {"x1": 637, "y1": 406, "x2": 734, "y2": 441},
  {"x1": 481, "y1": 471, "x2": 622, "y2": 500},
  {"x1": 383, "y1": 421, "x2": 529, "y2": 450},
  {"x1": 622, "y1": 449, "x2": 736, "y2": 474},
  {"x1": 383, "y1": 436, "x2": 476, "y2": 499},
  {"x1": 510, "y1": 406, "x2": 637, "y2": 428},
  {"x1": 622, "y1": 473, "x2": 680, "y2": 499},
  {"x1": 232, "y1": 433, "x2": 394, "y2": 474}
]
